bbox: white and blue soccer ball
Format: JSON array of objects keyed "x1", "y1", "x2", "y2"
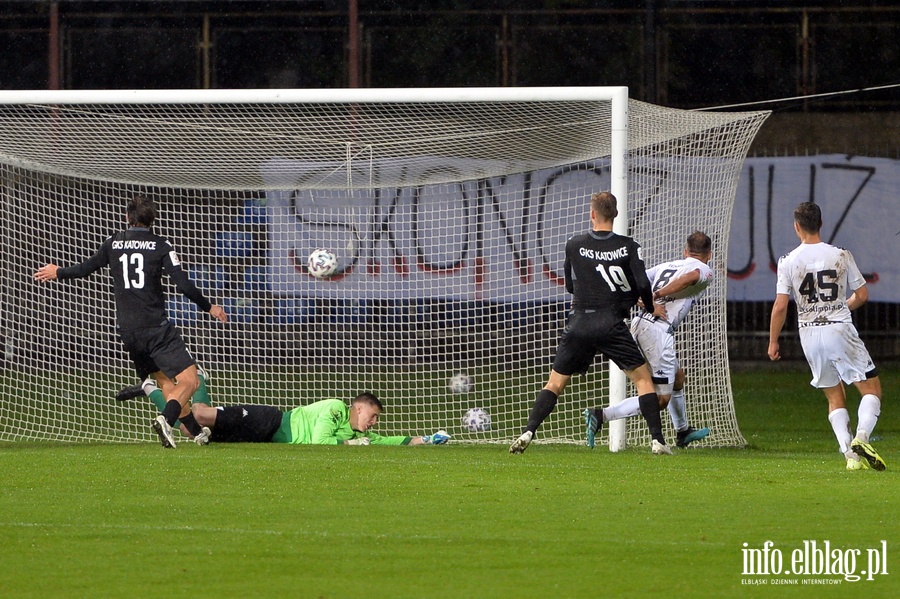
[
  {"x1": 448, "y1": 372, "x2": 473, "y2": 394},
  {"x1": 462, "y1": 407, "x2": 491, "y2": 432},
  {"x1": 307, "y1": 248, "x2": 338, "y2": 278}
]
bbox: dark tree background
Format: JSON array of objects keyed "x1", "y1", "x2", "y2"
[{"x1": 1, "y1": 0, "x2": 898, "y2": 111}]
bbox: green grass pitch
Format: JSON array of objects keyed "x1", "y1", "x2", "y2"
[{"x1": 0, "y1": 368, "x2": 897, "y2": 598}]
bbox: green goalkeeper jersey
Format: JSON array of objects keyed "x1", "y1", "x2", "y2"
[{"x1": 271, "y1": 398, "x2": 412, "y2": 445}]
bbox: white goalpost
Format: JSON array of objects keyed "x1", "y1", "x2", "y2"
[{"x1": 0, "y1": 87, "x2": 768, "y2": 449}]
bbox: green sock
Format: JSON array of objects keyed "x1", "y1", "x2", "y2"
[
  {"x1": 192, "y1": 372, "x2": 211, "y2": 406},
  {"x1": 148, "y1": 387, "x2": 168, "y2": 413},
  {"x1": 148, "y1": 372, "x2": 211, "y2": 427}
]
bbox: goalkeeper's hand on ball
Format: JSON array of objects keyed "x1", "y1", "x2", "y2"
[
  {"x1": 423, "y1": 430, "x2": 451, "y2": 445},
  {"x1": 346, "y1": 437, "x2": 370, "y2": 446}
]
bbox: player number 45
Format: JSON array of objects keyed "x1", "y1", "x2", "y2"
[
  {"x1": 798, "y1": 269, "x2": 838, "y2": 302},
  {"x1": 595, "y1": 264, "x2": 631, "y2": 292}
]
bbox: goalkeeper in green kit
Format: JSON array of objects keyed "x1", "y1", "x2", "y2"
[{"x1": 119, "y1": 376, "x2": 449, "y2": 446}]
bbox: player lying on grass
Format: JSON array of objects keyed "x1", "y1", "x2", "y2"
[
  {"x1": 584, "y1": 231, "x2": 714, "y2": 449},
  {"x1": 119, "y1": 380, "x2": 450, "y2": 446}
]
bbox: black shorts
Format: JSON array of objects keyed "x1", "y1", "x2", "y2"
[
  {"x1": 551, "y1": 310, "x2": 646, "y2": 376},
  {"x1": 119, "y1": 321, "x2": 195, "y2": 380},
  {"x1": 210, "y1": 405, "x2": 284, "y2": 443}
]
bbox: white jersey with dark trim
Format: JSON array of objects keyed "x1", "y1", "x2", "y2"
[
  {"x1": 646, "y1": 256, "x2": 712, "y2": 330},
  {"x1": 775, "y1": 242, "x2": 865, "y2": 325}
]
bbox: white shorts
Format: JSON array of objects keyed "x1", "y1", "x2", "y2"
[
  {"x1": 799, "y1": 322, "x2": 875, "y2": 388},
  {"x1": 630, "y1": 315, "x2": 677, "y2": 395}
]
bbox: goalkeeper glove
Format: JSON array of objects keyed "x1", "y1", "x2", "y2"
[
  {"x1": 423, "y1": 430, "x2": 451, "y2": 445},
  {"x1": 346, "y1": 437, "x2": 370, "y2": 446}
]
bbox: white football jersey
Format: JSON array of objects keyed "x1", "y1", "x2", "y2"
[
  {"x1": 776, "y1": 242, "x2": 865, "y2": 325},
  {"x1": 646, "y1": 256, "x2": 713, "y2": 330}
]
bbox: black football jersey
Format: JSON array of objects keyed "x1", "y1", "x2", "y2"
[
  {"x1": 57, "y1": 227, "x2": 212, "y2": 330},
  {"x1": 563, "y1": 230, "x2": 653, "y2": 319}
]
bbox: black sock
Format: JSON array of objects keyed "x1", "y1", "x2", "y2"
[
  {"x1": 638, "y1": 393, "x2": 665, "y2": 444},
  {"x1": 180, "y1": 412, "x2": 203, "y2": 437},
  {"x1": 162, "y1": 400, "x2": 182, "y2": 427},
  {"x1": 526, "y1": 389, "x2": 558, "y2": 435}
]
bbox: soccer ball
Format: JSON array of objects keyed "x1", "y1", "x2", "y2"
[
  {"x1": 462, "y1": 407, "x2": 491, "y2": 432},
  {"x1": 448, "y1": 372, "x2": 473, "y2": 394},
  {"x1": 307, "y1": 248, "x2": 337, "y2": 278}
]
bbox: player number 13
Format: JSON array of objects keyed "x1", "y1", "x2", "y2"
[{"x1": 118, "y1": 253, "x2": 146, "y2": 289}]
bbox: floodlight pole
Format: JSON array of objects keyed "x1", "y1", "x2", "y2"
[{"x1": 348, "y1": 0, "x2": 360, "y2": 88}]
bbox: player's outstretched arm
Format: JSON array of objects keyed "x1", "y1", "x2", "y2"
[
  {"x1": 34, "y1": 264, "x2": 59, "y2": 282},
  {"x1": 411, "y1": 430, "x2": 451, "y2": 446},
  {"x1": 208, "y1": 304, "x2": 228, "y2": 323},
  {"x1": 653, "y1": 269, "x2": 703, "y2": 300}
]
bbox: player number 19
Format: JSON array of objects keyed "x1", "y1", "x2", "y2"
[{"x1": 595, "y1": 264, "x2": 631, "y2": 292}]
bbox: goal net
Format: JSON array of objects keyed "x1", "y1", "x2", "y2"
[{"x1": 0, "y1": 88, "x2": 768, "y2": 448}]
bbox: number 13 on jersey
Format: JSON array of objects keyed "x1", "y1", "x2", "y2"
[{"x1": 118, "y1": 252, "x2": 145, "y2": 289}]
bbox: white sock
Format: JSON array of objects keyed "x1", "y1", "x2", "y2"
[
  {"x1": 602, "y1": 396, "x2": 641, "y2": 421},
  {"x1": 828, "y1": 408, "x2": 852, "y2": 454},
  {"x1": 668, "y1": 389, "x2": 688, "y2": 432},
  {"x1": 142, "y1": 378, "x2": 159, "y2": 395},
  {"x1": 856, "y1": 394, "x2": 881, "y2": 443}
]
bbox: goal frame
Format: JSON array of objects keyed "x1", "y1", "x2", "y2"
[{"x1": 0, "y1": 86, "x2": 634, "y2": 450}]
